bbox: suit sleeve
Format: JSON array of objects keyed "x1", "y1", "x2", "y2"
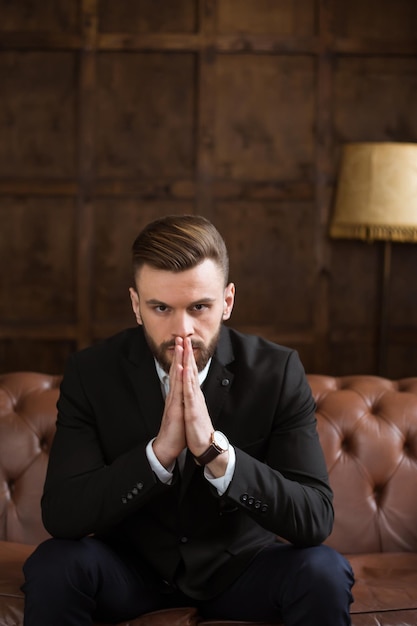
[
  {"x1": 41, "y1": 353, "x2": 173, "y2": 539},
  {"x1": 225, "y1": 350, "x2": 334, "y2": 547}
]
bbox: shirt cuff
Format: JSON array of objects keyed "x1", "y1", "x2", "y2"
[
  {"x1": 204, "y1": 445, "x2": 236, "y2": 495},
  {"x1": 146, "y1": 438, "x2": 175, "y2": 484}
]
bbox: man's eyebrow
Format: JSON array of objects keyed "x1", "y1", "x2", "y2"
[
  {"x1": 145, "y1": 299, "x2": 168, "y2": 306},
  {"x1": 145, "y1": 297, "x2": 217, "y2": 306},
  {"x1": 188, "y1": 297, "x2": 216, "y2": 305}
]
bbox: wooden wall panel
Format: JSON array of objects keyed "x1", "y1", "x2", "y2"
[
  {"x1": 99, "y1": 0, "x2": 197, "y2": 34},
  {"x1": 96, "y1": 53, "x2": 196, "y2": 178},
  {"x1": 329, "y1": 340, "x2": 375, "y2": 377},
  {"x1": 332, "y1": 0, "x2": 417, "y2": 40},
  {"x1": 0, "y1": 0, "x2": 79, "y2": 32},
  {"x1": 214, "y1": 202, "x2": 315, "y2": 331},
  {"x1": 334, "y1": 57, "x2": 417, "y2": 144},
  {"x1": 217, "y1": 0, "x2": 315, "y2": 35},
  {"x1": 215, "y1": 56, "x2": 315, "y2": 180},
  {"x1": 388, "y1": 345, "x2": 417, "y2": 380},
  {"x1": 390, "y1": 245, "x2": 417, "y2": 327},
  {"x1": 0, "y1": 52, "x2": 76, "y2": 178},
  {"x1": 0, "y1": 0, "x2": 416, "y2": 378},
  {"x1": 329, "y1": 241, "x2": 379, "y2": 329},
  {"x1": 0, "y1": 197, "x2": 76, "y2": 323},
  {"x1": 0, "y1": 340, "x2": 76, "y2": 375}
]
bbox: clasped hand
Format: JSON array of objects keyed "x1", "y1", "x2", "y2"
[{"x1": 152, "y1": 337, "x2": 227, "y2": 476}]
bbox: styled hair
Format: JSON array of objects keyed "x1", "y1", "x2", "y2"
[{"x1": 132, "y1": 215, "x2": 229, "y2": 285}]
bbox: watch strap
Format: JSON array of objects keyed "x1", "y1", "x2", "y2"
[
  {"x1": 194, "y1": 445, "x2": 222, "y2": 466},
  {"x1": 194, "y1": 431, "x2": 228, "y2": 466}
]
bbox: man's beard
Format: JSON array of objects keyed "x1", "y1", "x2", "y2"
[{"x1": 142, "y1": 323, "x2": 221, "y2": 374}]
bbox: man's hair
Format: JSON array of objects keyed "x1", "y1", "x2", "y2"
[{"x1": 132, "y1": 215, "x2": 229, "y2": 285}]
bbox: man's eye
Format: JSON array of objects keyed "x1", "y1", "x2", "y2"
[
  {"x1": 155, "y1": 305, "x2": 168, "y2": 313},
  {"x1": 192, "y1": 304, "x2": 207, "y2": 311}
]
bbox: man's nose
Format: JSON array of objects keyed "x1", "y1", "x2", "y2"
[{"x1": 172, "y1": 312, "x2": 193, "y2": 337}]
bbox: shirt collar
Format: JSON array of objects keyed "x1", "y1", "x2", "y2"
[{"x1": 154, "y1": 357, "x2": 212, "y2": 398}]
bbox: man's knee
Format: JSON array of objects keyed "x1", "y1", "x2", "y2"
[
  {"x1": 23, "y1": 537, "x2": 100, "y2": 589},
  {"x1": 297, "y1": 545, "x2": 354, "y2": 598}
]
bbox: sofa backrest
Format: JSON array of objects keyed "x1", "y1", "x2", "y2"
[
  {"x1": 309, "y1": 375, "x2": 417, "y2": 554},
  {"x1": 0, "y1": 372, "x2": 60, "y2": 545},
  {"x1": 1, "y1": 371, "x2": 417, "y2": 553}
]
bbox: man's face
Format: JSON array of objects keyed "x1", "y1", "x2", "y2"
[{"x1": 129, "y1": 259, "x2": 235, "y2": 373}]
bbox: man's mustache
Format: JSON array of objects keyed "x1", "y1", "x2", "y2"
[{"x1": 162, "y1": 340, "x2": 204, "y2": 350}]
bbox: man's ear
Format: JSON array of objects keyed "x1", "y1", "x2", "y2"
[
  {"x1": 129, "y1": 287, "x2": 142, "y2": 325},
  {"x1": 222, "y1": 283, "x2": 235, "y2": 321}
]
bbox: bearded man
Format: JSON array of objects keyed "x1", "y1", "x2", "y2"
[{"x1": 23, "y1": 215, "x2": 354, "y2": 625}]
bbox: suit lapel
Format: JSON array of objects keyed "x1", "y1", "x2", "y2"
[
  {"x1": 202, "y1": 358, "x2": 235, "y2": 430},
  {"x1": 122, "y1": 328, "x2": 165, "y2": 439}
]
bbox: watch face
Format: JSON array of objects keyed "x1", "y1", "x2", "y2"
[{"x1": 213, "y1": 431, "x2": 228, "y2": 451}]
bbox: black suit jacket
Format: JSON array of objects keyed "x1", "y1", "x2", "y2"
[{"x1": 42, "y1": 326, "x2": 333, "y2": 600}]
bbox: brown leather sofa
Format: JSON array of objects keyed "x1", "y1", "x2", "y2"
[{"x1": 1, "y1": 371, "x2": 417, "y2": 626}]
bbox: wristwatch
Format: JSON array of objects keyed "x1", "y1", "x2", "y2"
[{"x1": 194, "y1": 431, "x2": 229, "y2": 466}]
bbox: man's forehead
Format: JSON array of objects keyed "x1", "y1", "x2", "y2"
[{"x1": 135, "y1": 259, "x2": 224, "y2": 288}]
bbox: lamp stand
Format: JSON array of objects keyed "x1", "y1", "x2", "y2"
[{"x1": 378, "y1": 240, "x2": 392, "y2": 376}]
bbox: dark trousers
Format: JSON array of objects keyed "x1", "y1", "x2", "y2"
[{"x1": 22, "y1": 537, "x2": 354, "y2": 625}]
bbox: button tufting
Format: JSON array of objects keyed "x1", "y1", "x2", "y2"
[{"x1": 341, "y1": 438, "x2": 351, "y2": 452}]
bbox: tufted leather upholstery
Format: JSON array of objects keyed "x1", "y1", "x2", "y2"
[
  {"x1": 310, "y1": 375, "x2": 417, "y2": 555},
  {"x1": 1, "y1": 372, "x2": 417, "y2": 626}
]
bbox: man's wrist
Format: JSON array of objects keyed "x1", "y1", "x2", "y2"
[
  {"x1": 146, "y1": 439, "x2": 175, "y2": 483},
  {"x1": 152, "y1": 438, "x2": 176, "y2": 471},
  {"x1": 204, "y1": 445, "x2": 236, "y2": 490},
  {"x1": 194, "y1": 431, "x2": 229, "y2": 466}
]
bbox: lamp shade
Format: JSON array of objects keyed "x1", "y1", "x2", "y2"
[{"x1": 330, "y1": 142, "x2": 417, "y2": 243}]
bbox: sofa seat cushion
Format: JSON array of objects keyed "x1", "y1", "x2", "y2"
[
  {"x1": 350, "y1": 611, "x2": 417, "y2": 626},
  {"x1": 348, "y1": 552, "x2": 417, "y2": 614},
  {"x1": 0, "y1": 540, "x2": 33, "y2": 625},
  {"x1": 0, "y1": 541, "x2": 33, "y2": 594}
]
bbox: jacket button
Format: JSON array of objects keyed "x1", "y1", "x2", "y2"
[
  {"x1": 221, "y1": 378, "x2": 230, "y2": 386},
  {"x1": 121, "y1": 497, "x2": 127, "y2": 504},
  {"x1": 132, "y1": 487, "x2": 138, "y2": 495},
  {"x1": 248, "y1": 497, "x2": 255, "y2": 506},
  {"x1": 240, "y1": 493, "x2": 248, "y2": 503},
  {"x1": 136, "y1": 482, "x2": 144, "y2": 490},
  {"x1": 180, "y1": 536, "x2": 188, "y2": 543},
  {"x1": 127, "y1": 492, "x2": 133, "y2": 499},
  {"x1": 261, "y1": 504, "x2": 269, "y2": 513},
  {"x1": 254, "y1": 500, "x2": 261, "y2": 509}
]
